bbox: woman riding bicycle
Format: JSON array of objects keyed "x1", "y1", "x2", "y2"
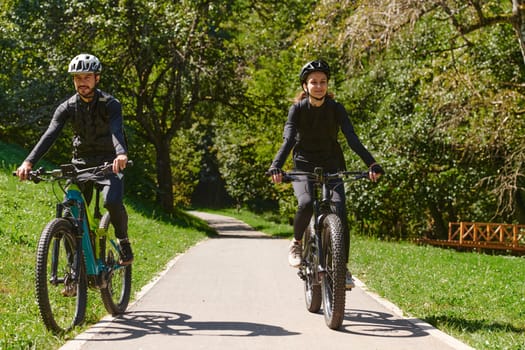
[
  {"x1": 15, "y1": 53, "x2": 133, "y2": 266},
  {"x1": 268, "y1": 59, "x2": 383, "y2": 288}
]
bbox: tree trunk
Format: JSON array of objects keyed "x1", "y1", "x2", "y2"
[
  {"x1": 514, "y1": 188, "x2": 525, "y2": 224},
  {"x1": 512, "y1": 0, "x2": 525, "y2": 65},
  {"x1": 428, "y1": 201, "x2": 448, "y2": 239},
  {"x1": 155, "y1": 141, "x2": 174, "y2": 213}
]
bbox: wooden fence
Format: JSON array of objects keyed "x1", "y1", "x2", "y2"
[{"x1": 420, "y1": 222, "x2": 525, "y2": 254}]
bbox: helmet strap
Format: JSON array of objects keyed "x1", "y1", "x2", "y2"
[
  {"x1": 309, "y1": 94, "x2": 326, "y2": 101},
  {"x1": 304, "y1": 89, "x2": 326, "y2": 103}
]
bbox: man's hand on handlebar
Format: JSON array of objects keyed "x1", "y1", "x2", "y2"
[
  {"x1": 113, "y1": 154, "x2": 128, "y2": 174},
  {"x1": 15, "y1": 161, "x2": 33, "y2": 181}
]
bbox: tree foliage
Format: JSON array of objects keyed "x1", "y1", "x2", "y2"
[
  {"x1": 2, "y1": 0, "x2": 525, "y2": 238},
  {"x1": 296, "y1": 0, "x2": 525, "y2": 237}
]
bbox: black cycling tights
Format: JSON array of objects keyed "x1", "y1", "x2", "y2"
[
  {"x1": 292, "y1": 177, "x2": 350, "y2": 263},
  {"x1": 81, "y1": 174, "x2": 129, "y2": 240}
]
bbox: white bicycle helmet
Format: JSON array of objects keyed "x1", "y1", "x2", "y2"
[{"x1": 68, "y1": 54, "x2": 102, "y2": 74}]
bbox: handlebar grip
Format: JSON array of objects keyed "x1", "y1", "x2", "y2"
[{"x1": 12, "y1": 170, "x2": 40, "y2": 183}]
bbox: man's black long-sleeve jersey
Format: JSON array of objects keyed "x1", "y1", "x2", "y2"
[{"x1": 26, "y1": 89, "x2": 128, "y2": 167}]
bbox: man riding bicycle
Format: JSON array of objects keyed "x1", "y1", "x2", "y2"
[
  {"x1": 15, "y1": 53, "x2": 133, "y2": 266},
  {"x1": 269, "y1": 59, "x2": 383, "y2": 289}
]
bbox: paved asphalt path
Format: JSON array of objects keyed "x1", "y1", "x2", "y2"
[{"x1": 61, "y1": 211, "x2": 474, "y2": 350}]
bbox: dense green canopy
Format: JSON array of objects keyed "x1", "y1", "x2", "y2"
[{"x1": 2, "y1": 0, "x2": 525, "y2": 238}]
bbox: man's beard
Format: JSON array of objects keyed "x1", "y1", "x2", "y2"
[{"x1": 77, "y1": 86, "x2": 95, "y2": 99}]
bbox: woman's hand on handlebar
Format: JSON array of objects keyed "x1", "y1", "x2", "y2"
[
  {"x1": 368, "y1": 163, "x2": 384, "y2": 183},
  {"x1": 268, "y1": 167, "x2": 283, "y2": 184}
]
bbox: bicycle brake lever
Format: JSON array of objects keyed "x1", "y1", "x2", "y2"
[
  {"x1": 282, "y1": 174, "x2": 293, "y2": 183},
  {"x1": 355, "y1": 172, "x2": 369, "y2": 180},
  {"x1": 28, "y1": 173, "x2": 41, "y2": 184},
  {"x1": 50, "y1": 169, "x2": 62, "y2": 177}
]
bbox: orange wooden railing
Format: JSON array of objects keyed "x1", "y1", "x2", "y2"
[
  {"x1": 420, "y1": 222, "x2": 525, "y2": 254},
  {"x1": 448, "y1": 222, "x2": 525, "y2": 248}
]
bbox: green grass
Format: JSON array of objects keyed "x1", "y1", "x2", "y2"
[
  {"x1": 204, "y1": 208, "x2": 525, "y2": 350},
  {"x1": 3, "y1": 140, "x2": 525, "y2": 350},
  {"x1": 0, "y1": 141, "x2": 215, "y2": 349}
]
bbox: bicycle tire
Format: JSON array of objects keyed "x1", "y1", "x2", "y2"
[
  {"x1": 302, "y1": 219, "x2": 322, "y2": 313},
  {"x1": 35, "y1": 218, "x2": 87, "y2": 333},
  {"x1": 320, "y1": 213, "x2": 346, "y2": 329},
  {"x1": 99, "y1": 213, "x2": 132, "y2": 315}
]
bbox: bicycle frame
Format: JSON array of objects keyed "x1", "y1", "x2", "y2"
[
  {"x1": 19, "y1": 162, "x2": 133, "y2": 333},
  {"x1": 58, "y1": 181, "x2": 119, "y2": 280}
]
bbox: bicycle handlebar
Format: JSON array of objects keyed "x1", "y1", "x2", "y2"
[
  {"x1": 282, "y1": 170, "x2": 369, "y2": 183},
  {"x1": 267, "y1": 167, "x2": 369, "y2": 183},
  {"x1": 13, "y1": 160, "x2": 133, "y2": 183}
]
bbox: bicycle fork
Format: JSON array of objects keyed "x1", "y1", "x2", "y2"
[
  {"x1": 51, "y1": 201, "x2": 83, "y2": 295},
  {"x1": 314, "y1": 218, "x2": 327, "y2": 281},
  {"x1": 298, "y1": 215, "x2": 327, "y2": 283}
]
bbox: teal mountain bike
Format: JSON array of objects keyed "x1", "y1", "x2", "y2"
[{"x1": 16, "y1": 162, "x2": 132, "y2": 333}]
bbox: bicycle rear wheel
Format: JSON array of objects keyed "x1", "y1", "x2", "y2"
[
  {"x1": 35, "y1": 218, "x2": 87, "y2": 333},
  {"x1": 320, "y1": 213, "x2": 346, "y2": 329},
  {"x1": 99, "y1": 213, "x2": 132, "y2": 315},
  {"x1": 302, "y1": 219, "x2": 321, "y2": 313}
]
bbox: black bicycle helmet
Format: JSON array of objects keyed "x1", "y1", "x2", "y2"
[
  {"x1": 299, "y1": 59, "x2": 330, "y2": 84},
  {"x1": 68, "y1": 53, "x2": 102, "y2": 74}
]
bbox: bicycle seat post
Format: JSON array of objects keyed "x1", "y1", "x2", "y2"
[
  {"x1": 314, "y1": 167, "x2": 323, "y2": 183},
  {"x1": 94, "y1": 187, "x2": 102, "y2": 220}
]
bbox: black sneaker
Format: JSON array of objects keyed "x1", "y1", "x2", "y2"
[{"x1": 118, "y1": 239, "x2": 134, "y2": 266}]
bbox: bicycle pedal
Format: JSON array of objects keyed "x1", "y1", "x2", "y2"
[{"x1": 61, "y1": 286, "x2": 77, "y2": 297}]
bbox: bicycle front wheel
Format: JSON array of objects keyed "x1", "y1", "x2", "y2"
[
  {"x1": 35, "y1": 218, "x2": 87, "y2": 333},
  {"x1": 99, "y1": 213, "x2": 132, "y2": 315},
  {"x1": 321, "y1": 213, "x2": 346, "y2": 329}
]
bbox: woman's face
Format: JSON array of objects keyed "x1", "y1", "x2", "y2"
[{"x1": 303, "y1": 71, "x2": 328, "y2": 100}]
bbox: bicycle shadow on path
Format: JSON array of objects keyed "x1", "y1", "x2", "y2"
[
  {"x1": 75, "y1": 311, "x2": 299, "y2": 341},
  {"x1": 75, "y1": 308, "x2": 429, "y2": 343},
  {"x1": 343, "y1": 309, "x2": 428, "y2": 338}
]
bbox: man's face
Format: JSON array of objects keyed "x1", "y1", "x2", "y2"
[{"x1": 72, "y1": 73, "x2": 99, "y2": 100}]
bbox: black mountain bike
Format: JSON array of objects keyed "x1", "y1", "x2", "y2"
[
  {"x1": 283, "y1": 167, "x2": 368, "y2": 329},
  {"x1": 15, "y1": 162, "x2": 132, "y2": 333}
]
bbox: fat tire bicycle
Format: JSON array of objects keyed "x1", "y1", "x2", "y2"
[
  {"x1": 282, "y1": 167, "x2": 368, "y2": 330},
  {"x1": 15, "y1": 162, "x2": 132, "y2": 333}
]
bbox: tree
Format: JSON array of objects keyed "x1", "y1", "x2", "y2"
[
  {"x1": 0, "y1": 0, "x2": 70, "y2": 154},
  {"x1": 104, "y1": 0, "x2": 245, "y2": 212},
  {"x1": 291, "y1": 0, "x2": 525, "y2": 237},
  {"x1": 3, "y1": 0, "x2": 247, "y2": 212}
]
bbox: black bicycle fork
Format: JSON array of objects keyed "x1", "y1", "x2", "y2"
[{"x1": 298, "y1": 196, "x2": 330, "y2": 284}]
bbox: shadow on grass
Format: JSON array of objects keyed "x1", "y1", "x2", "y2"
[
  {"x1": 191, "y1": 206, "x2": 294, "y2": 239},
  {"x1": 425, "y1": 314, "x2": 525, "y2": 334},
  {"x1": 247, "y1": 227, "x2": 291, "y2": 238}
]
